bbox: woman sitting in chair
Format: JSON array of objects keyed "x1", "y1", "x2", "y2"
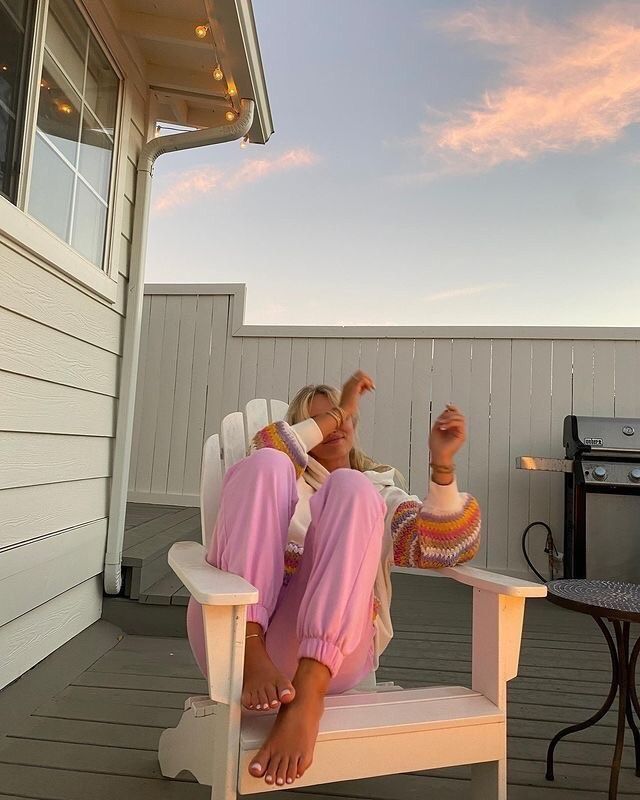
[{"x1": 187, "y1": 371, "x2": 480, "y2": 787}]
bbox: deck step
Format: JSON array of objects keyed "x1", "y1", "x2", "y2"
[{"x1": 122, "y1": 505, "x2": 200, "y2": 600}]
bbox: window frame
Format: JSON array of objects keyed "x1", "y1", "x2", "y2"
[{"x1": 1, "y1": 0, "x2": 125, "y2": 303}]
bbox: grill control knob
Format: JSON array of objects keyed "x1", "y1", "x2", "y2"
[
  {"x1": 629, "y1": 468, "x2": 640, "y2": 483},
  {"x1": 593, "y1": 466, "x2": 607, "y2": 481}
]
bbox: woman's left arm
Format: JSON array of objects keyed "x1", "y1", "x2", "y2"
[{"x1": 390, "y1": 405, "x2": 481, "y2": 569}]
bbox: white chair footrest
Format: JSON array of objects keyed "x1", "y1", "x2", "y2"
[{"x1": 238, "y1": 686, "x2": 505, "y2": 794}]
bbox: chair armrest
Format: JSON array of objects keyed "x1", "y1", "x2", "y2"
[
  {"x1": 168, "y1": 541, "x2": 259, "y2": 606},
  {"x1": 392, "y1": 564, "x2": 547, "y2": 597},
  {"x1": 440, "y1": 564, "x2": 547, "y2": 597}
]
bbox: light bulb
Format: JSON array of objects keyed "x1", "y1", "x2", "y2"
[
  {"x1": 225, "y1": 110, "x2": 237, "y2": 122},
  {"x1": 212, "y1": 65, "x2": 224, "y2": 81},
  {"x1": 194, "y1": 24, "x2": 209, "y2": 39},
  {"x1": 240, "y1": 135, "x2": 249, "y2": 149},
  {"x1": 228, "y1": 86, "x2": 237, "y2": 97}
]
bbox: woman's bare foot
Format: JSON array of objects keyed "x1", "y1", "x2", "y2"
[
  {"x1": 248, "y1": 657, "x2": 330, "y2": 785},
  {"x1": 243, "y1": 625, "x2": 295, "y2": 711}
]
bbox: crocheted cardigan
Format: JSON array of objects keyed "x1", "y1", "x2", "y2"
[{"x1": 251, "y1": 417, "x2": 481, "y2": 666}]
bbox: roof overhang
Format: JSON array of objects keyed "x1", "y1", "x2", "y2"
[{"x1": 111, "y1": 0, "x2": 273, "y2": 143}]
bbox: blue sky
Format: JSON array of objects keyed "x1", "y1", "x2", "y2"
[{"x1": 146, "y1": 1, "x2": 640, "y2": 326}]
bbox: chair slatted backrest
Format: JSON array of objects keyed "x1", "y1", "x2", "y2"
[{"x1": 200, "y1": 399, "x2": 289, "y2": 549}]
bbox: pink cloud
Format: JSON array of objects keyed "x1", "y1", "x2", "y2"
[
  {"x1": 421, "y1": 3, "x2": 640, "y2": 175},
  {"x1": 154, "y1": 148, "x2": 319, "y2": 211}
]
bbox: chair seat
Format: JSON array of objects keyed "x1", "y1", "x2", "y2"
[{"x1": 238, "y1": 686, "x2": 505, "y2": 794}]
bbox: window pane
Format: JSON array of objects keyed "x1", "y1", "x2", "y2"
[
  {"x1": 71, "y1": 179, "x2": 106, "y2": 265},
  {"x1": 0, "y1": 0, "x2": 34, "y2": 201},
  {"x1": 45, "y1": 0, "x2": 87, "y2": 93},
  {"x1": 79, "y1": 105, "x2": 112, "y2": 200},
  {"x1": 37, "y1": 52, "x2": 81, "y2": 165},
  {"x1": 29, "y1": 133, "x2": 73, "y2": 240},
  {"x1": 85, "y1": 33, "x2": 117, "y2": 131}
]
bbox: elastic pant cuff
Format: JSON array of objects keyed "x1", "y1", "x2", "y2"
[{"x1": 298, "y1": 637, "x2": 344, "y2": 677}]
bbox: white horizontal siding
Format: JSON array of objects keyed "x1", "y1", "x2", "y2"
[
  {"x1": 130, "y1": 285, "x2": 640, "y2": 580},
  {"x1": 0, "y1": 577, "x2": 102, "y2": 690},
  {"x1": 0, "y1": 432, "x2": 111, "y2": 489}
]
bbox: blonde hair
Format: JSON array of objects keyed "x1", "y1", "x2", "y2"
[{"x1": 286, "y1": 383, "x2": 408, "y2": 490}]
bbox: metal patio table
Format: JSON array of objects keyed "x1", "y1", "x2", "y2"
[{"x1": 545, "y1": 579, "x2": 640, "y2": 799}]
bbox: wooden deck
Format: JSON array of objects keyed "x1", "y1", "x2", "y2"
[{"x1": 1, "y1": 503, "x2": 640, "y2": 799}]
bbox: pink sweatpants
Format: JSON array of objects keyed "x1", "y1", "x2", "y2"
[{"x1": 186, "y1": 448, "x2": 387, "y2": 694}]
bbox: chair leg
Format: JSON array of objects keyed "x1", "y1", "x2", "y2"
[{"x1": 471, "y1": 759, "x2": 507, "y2": 800}]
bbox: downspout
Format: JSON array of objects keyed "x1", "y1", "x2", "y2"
[{"x1": 104, "y1": 98, "x2": 255, "y2": 594}]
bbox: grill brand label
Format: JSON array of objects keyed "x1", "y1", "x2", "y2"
[{"x1": 584, "y1": 437, "x2": 603, "y2": 446}]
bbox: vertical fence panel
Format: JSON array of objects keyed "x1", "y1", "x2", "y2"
[
  {"x1": 409, "y1": 339, "x2": 433, "y2": 496},
  {"x1": 390, "y1": 340, "x2": 414, "y2": 483},
  {"x1": 183, "y1": 296, "x2": 214, "y2": 495},
  {"x1": 373, "y1": 339, "x2": 396, "y2": 466},
  {"x1": 272, "y1": 338, "x2": 292, "y2": 404},
  {"x1": 486, "y1": 339, "x2": 512, "y2": 571},
  {"x1": 358, "y1": 339, "x2": 378, "y2": 455},
  {"x1": 166, "y1": 295, "x2": 197, "y2": 495},
  {"x1": 451, "y1": 339, "x2": 473, "y2": 490},
  {"x1": 593, "y1": 341, "x2": 615, "y2": 417},
  {"x1": 527, "y1": 340, "x2": 553, "y2": 578},
  {"x1": 289, "y1": 339, "x2": 309, "y2": 401},
  {"x1": 572, "y1": 341, "x2": 595, "y2": 416},
  {"x1": 204, "y1": 296, "x2": 231, "y2": 442},
  {"x1": 615, "y1": 342, "x2": 640, "y2": 417},
  {"x1": 307, "y1": 339, "x2": 326, "y2": 384},
  {"x1": 238, "y1": 338, "x2": 259, "y2": 412},
  {"x1": 549, "y1": 340, "x2": 573, "y2": 555},
  {"x1": 255, "y1": 337, "x2": 276, "y2": 401},
  {"x1": 135, "y1": 295, "x2": 167, "y2": 493},
  {"x1": 324, "y1": 339, "x2": 343, "y2": 389},
  {"x1": 466, "y1": 339, "x2": 491, "y2": 567},
  {"x1": 151, "y1": 296, "x2": 182, "y2": 495},
  {"x1": 507, "y1": 340, "x2": 533, "y2": 575}
]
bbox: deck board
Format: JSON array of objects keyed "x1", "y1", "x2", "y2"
[{"x1": 2, "y1": 505, "x2": 640, "y2": 798}]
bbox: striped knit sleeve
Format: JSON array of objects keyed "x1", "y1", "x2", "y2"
[
  {"x1": 391, "y1": 494, "x2": 481, "y2": 569},
  {"x1": 250, "y1": 419, "x2": 320, "y2": 479}
]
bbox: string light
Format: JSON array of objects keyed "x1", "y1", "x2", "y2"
[
  {"x1": 212, "y1": 65, "x2": 224, "y2": 81},
  {"x1": 240, "y1": 134, "x2": 249, "y2": 149},
  {"x1": 56, "y1": 101, "x2": 73, "y2": 114},
  {"x1": 227, "y1": 86, "x2": 237, "y2": 97},
  {"x1": 194, "y1": 24, "x2": 209, "y2": 39},
  {"x1": 1, "y1": 65, "x2": 8, "y2": 72},
  {"x1": 225, "y1": 110, "x2": 237, "y2": 122}
]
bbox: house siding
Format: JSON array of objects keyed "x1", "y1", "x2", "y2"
[{"x1": 0, "y1": 75, "x2": 148, "y2": 689}]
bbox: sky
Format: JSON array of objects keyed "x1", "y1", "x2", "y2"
[{"x1": 146, "y1": 1, "x2": 640, "y2": 326}]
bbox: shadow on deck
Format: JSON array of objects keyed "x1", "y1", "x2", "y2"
[{"x1": 0, "y1": 503, "x2": 639, "y2": 799}]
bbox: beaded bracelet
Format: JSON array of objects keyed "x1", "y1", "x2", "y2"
[{"x1": 430, "y1": 462, "x2": 456, "y2": 474}]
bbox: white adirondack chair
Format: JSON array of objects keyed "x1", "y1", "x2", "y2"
[{"x1": 158, "y1": 398, "x2": 547, "y2": 799}]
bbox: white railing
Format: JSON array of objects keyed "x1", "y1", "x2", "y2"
[{"x1": 128, "y1": 284, "x2": 640, "y2": 578}]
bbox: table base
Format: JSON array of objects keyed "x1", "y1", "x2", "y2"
[{"x1": 545, "y1": 617, "x2": 640, "y2": 799}]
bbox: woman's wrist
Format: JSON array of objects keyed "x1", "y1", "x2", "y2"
[{"x1": 430, "y1": 457, "x2": 455, "y2": 485}]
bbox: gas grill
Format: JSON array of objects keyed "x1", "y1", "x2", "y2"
[
  {"x1": 518, "y1": 416, "x2": 640, "y2": 580},
  {"x1": 563, "y1": 416, "x2": 640, "y2": 578}
]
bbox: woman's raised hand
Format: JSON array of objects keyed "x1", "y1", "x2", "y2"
[
  {"x1": 339, "y1": 370, "x2": 375, "y2": 418},
  {"x1": 429, "y1": 404, "x2": 466, "y2": 464}
]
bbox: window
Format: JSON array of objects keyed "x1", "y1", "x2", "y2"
[
  {"x1": 0, "y1": 0, "x2": 36, "y2": 202},
  {"x1": 27, "y1": 0, "x2": 119, "y2": 267}
]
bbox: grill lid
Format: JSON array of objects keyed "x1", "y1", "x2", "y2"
[{"x1": 564, "y1": 415, "x2": 640, "y2": 458}]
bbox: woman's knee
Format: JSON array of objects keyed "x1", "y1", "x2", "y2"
[
  {"x1": 228, "y1": 447, "x2": 295, "y2": 482},
  {"x1": 323, "y1": 469, "x2": 386, "y2": 514}
]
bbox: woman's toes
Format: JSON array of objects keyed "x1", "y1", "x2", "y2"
[
  {"x1": 256, "y1": 689, "x2": 270, "y2": 711},
  {"x1": 249, "y1": 756, "x2": 266, "y2": 777},
  {"x1": 277, "y1": 681, "x2": 295, "y2": 704},
  {"x1": 286, "y1": 757, "x2": 300, "y2": 784},
  {"x1": 264, "y1": 685, "x2": 279, "y2": 708},
  {"x1": 275, "y1": 757, "x2": 291, "y2": 786}
]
